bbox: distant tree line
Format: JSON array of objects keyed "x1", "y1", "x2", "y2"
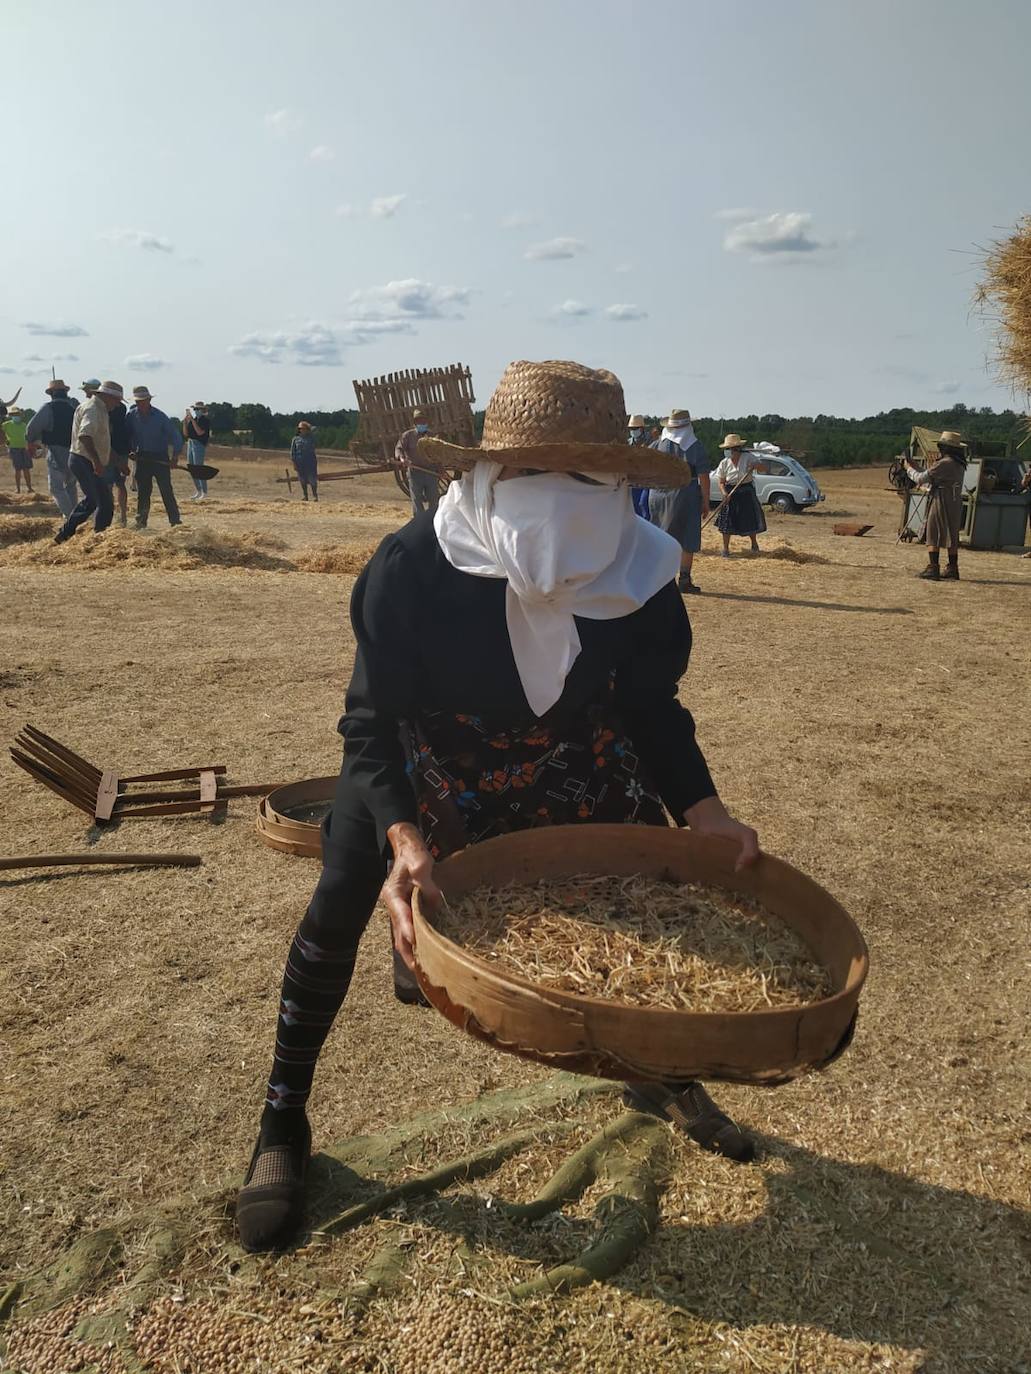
[{"x1": 197, "y1": 399, "x2": 1024, "y2": 466}]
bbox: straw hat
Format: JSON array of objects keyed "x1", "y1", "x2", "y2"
[
  {"x1": 412, "y1": 409, "x2": 427, "y2": 422},
  {"x1": 665, "y1": 409, "x2": 692, "y2": 428},
  {"x1": 97, "y1": 381, "x2": 124, "y2": 400},
  {"x1": 719, "y1": 434, "x2": 749, "y2": 450},
  {"x1": 45, "y1": 379, "x2": 69, "y2": 394},
  {"x1": 297, "y1": 420, "x2": 312, "y2": 431},
  {"x1": 132, "y1": 385, "x2": 154, "y2": 401},
  {"x1": 418, "y1": 360, "x2": 694, "y2": 487},
  {"x1": 939, "y1": 430, "x2": 967, "y2": 448},
  {"x1": 627, "y1": 414, "x2": 647, "y2": 429}
]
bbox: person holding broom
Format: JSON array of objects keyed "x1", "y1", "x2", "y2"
[
  {"x1": 712, "y1": 435, "x2": 766, "y2": 557},
  {"x1": 236, "y1": 359, "x2": 762, "y2": 1252}
]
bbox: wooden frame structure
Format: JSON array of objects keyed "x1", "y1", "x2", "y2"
[
  {"x1": 352, "y1": 363, "x2": 476, "y2": 461},
  {"x1": 11, "y1": 725, "x2": 278, "y2": 823}
]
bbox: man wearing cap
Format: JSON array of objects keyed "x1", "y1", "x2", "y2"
[
  {"x1": 647, "y1": 408, "x2": 711, "y2": 595},
  {"x1": 124, "y1": 385, "x2": 184, "y2": 529},
  {"x1": 183, "y1": 401, "x2": 212, "y2": 500},
  {"x1": 395, "y1": 409, "x2": 441, "y2": 518},
  {"x1": 24, "y1": 379, "x2": 79, "y2": 517},
  {"x1": 53, "y1": 381, "x2": 124, "y2": 543}
]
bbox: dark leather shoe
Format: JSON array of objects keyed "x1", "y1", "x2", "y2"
[
  {"x1": 918, "y1": 564, "x2": 941, "y2": 580},
  {"x1": 236, "y1": 1115, "x2": 311, "y2": 1252},
  {"x1": 623, "y1": 1081, "x2": 756, "y2": 1163}
]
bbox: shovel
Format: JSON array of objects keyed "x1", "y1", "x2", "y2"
[{"x1": 133, "y1": 455, "x2": 219, "y2": 481}]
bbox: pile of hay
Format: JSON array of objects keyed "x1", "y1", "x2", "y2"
[
  {"x1": 0, "y1": 513, "x2": 58, "y2": 546},
  {"x1": 759, "y1": 541, "x2": 830, "y2": 565},
  {"x1": 977, "y1": 214, "x2": 1031, "y2": 395},
  {"x1": 439, "y1": 875, "x2": 830, "y2": 1012},
  {"x1": 0, "y1": 526, "x2": 293, "y2": 572},
  {"x1": 0, "y1": 491, "x2": 51, "y2": 508},
  {"x1": 294, "y1": 543, "x2": 379, "y2": 574}
]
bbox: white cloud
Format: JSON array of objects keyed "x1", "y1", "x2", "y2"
[
  {"x1": 501, "y1": 211, "x2": 539, "y2": 230},
  {"x1": 264, "y1": 108, "x2": 303, "y2": 137},
  {"x1": 124, "y1": 354, "x2": 167, "y2": 371},
  {"x1": 22, "y1": 321, "x2": 88, "y2": 338},
  {"x1": 369, "y1": 194, "x2": 407, "y2": 219},
  {"x1": 349, "y1": 278, "x2": 469, "y2": 321},
  {"x1": 552, "y1": 300, "x2": 592, "y2": 318},
  {"x1": 230, "y1": 322, "x2": 343, "y2": 368},
  {"x1": 604, "y1": 303, "x2": 648, "y2": 322},
  {"x1": 525, "y1": 236, "x2": 587, "y2": 261},
  {"x1": 308, "y1": 144, "x2": 335, "y2": 162},
  {"x1": 934, "y1": 380, "x2": 961, "y2": 395},
  {"x1": 723, "y1": 211, "x2": 833, "y2": 259},
  {"x1": 102, "y1": 227, "x2": 174, "y2": 253},
  {"x1": 715, "y1": 207, "x2": 759, "y2": 222},
  {"x1": 23, "y1": 352, "x2": 79, "y2": 363}
]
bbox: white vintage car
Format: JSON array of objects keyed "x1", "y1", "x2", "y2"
[{"x1": 711, "y1": 444, "x2": 825, "y2": 514}]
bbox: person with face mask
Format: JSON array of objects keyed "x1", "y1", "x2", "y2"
[
  {"x1": 647, "y1": 409, "x2": 712, "y2": 595},
  {"x1": 395, "y1": 408, "x2": 442, "y2": 517},
  {"x1": 235, "y1": 360, "x2": 761, "y2": 1254},
  {"x1": 627, "y1": 413, "x2": 651, "y2": 519},
  {"x1": 290, "y1": 421, "x2": 319, "y2": 501}
]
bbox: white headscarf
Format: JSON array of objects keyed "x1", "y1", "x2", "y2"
[
  {"x1": 434, "y1": 462, "x2": 681, "y2": 717},
  {"x1": 660, "y1": 423, "x2": 697, "y2": 450}
]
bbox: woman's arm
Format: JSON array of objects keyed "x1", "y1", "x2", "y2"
[{"x1": 338, "y1": 536, "x2": 422, "y2": 836}]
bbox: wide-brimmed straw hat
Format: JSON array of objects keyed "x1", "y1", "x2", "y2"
[
  {"x1": 45, "y1": 379, "x2": 69, "y2": 394},
  {"x1": 938, "y1": 430, "x2": 967, "y2": 448},
  {"x1": 98, "y1": 381, "x2": 124, "y2": 400},
  {"x1": 627, "y1": 414, "x2": 647, "y2": 429},
  {"x1": 418, "y1": 360, "x2": 694, "y2": 487},
  {"x1": 719, "y1": 433, "x2": 749, "y2": 450},
  {"x1": 665, "y1": 409, "x2": 693, "y2": 428}
]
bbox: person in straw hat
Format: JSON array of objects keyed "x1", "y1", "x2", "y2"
[
  {"x1": 627, "y1": 413, "x2": 651, "y2": 518},
  {"x1": 2, "y1": 404, "x2": 34, "y2": 494},
  {"x1": 124, "y1": 385, "x2": 184, "y2": 529},
  {"x1": 902, "y1": 431, "x2": 968, "y2": 580},
  {"x1": 396, "y1": 407, "x2": 444, "y2": 517},
  {"x1": 646, "y1": 409, "x2": 711, "y2": 594},
  {"x1": 236, "y1": 359, "x2": 761, "y2": 1253},
  {"x1": 290, "y1": 420, "x2": 319, "y2": 501},
  {"x1": 24, "y1": 378, "x2": 79, "y2": 517},
  {"x1": 712, "y1": 435, "x2": 766, "y2": 557},
  {"x1": 53, "y1": 381, "x2": 125, "y2": 543}
]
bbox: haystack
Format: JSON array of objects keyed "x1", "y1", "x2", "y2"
[
  {"x1": 0, "y1": 526, "x2": 293, "y2": 572},
  {"x1": 976, "y1": 214, "x2": 1031, "y2": 396}
]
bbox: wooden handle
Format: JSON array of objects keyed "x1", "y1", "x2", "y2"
[{"x1": 0, "y1": 853, "x2": 202, "y2": 871}]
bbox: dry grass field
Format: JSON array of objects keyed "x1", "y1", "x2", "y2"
[{"x1": 1, "y1": 454, "x2": 1029, "y2": 1373}]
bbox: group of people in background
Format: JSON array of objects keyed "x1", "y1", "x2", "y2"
[
  {"x1": 0, "y1": 378, "x2": 214, "y2": 543},
  {"x1": 629, "y1": 409, "x2": 767, "y2": 594}
]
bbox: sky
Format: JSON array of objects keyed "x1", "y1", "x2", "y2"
[{"x1": 4, "y1": 0, "x2": 1030, "y2": 421}]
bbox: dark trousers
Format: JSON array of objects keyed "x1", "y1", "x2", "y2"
[
  {"x1": 58, "y1": 454, "x2": 114, "y2": 539},
  {"x1": 135, "y1": 455, "x2": 182, "y2": 528}
]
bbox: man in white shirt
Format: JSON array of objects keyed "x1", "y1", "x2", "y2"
[{"x1": 54, "y1": 381, "x2": 124, "y2": 543}]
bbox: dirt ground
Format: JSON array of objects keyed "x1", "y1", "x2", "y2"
[{"x1": 1, "y1": 456, "x2": 1029, "y2": 1373}]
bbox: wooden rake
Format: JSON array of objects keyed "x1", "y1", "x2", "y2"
[{"x1": 10, "y1": 724, "x2": 279, "y2": 823}]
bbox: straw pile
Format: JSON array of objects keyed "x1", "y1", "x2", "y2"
[
  {"x1": 976, "y1": 214, "x2": 1031, "y2": 394},
  {"x1": 294, "y1": 543, "x2": 379, "y2": 574},
  {"x1": 439, "y1": 875, "x2": 830, "y2": 1012},
  {"x1": 0, "y1": 513, "x2": 58, "y2": 546},
  {"x1": 0, "y1": 526, "x2": 293, "y2": 571}
]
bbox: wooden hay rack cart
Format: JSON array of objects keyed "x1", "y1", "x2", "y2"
[{"x1": 352, "y1": 363, "x2": 476, "y2": 498}]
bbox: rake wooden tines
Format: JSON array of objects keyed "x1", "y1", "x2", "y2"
[{"x1": 11, "y1": 725, "x2": 279, "y2": 823}]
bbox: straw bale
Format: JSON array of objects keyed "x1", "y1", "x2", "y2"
[{"x1": 976, "y1": 213, "x2": 1031, "y2": 395}]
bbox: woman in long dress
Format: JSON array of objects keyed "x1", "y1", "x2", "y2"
[
  {"x1": 235, "y1": 361, "x2": 761, "y2": 1253},
  {"x1": 903, "y1": 430, "x2": 967, "y2": 580},
  {"x1": 290, "y1": 421, "x2": 319, "y2": 501},
  {"x1": 646, "y1": 409, "x2": 711, "y2": 594},
  {"x1": 712, "y1": 435, "x2": 766, "y2": 557}
]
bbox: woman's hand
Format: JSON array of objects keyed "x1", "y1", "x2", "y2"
[
  {"x1": 684, "y1": 796, "x2": 760, "y2": 872},
  {"x1": 383, "y1": 822, "x2": 440, "y2": 971}
]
